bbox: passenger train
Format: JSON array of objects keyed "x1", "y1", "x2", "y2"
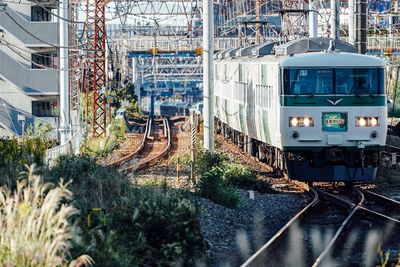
[{"x1": 214, "y1": 37, "x2": 387, "y2": 181}]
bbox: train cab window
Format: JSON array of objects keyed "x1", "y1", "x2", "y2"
[
  {"x1": 335, "y1": 68, "x2": 382, "y2": 94},
  {"x1": 284, "y1": 69, "x2": 333, "y2": 95}
]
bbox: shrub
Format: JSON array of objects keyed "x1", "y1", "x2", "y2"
[
  {"x1": 112, "y1": 188, "x2": 205, "y2": 266},
  {"x1": 109, "y1": 118, "x2": 126, "y2": 145},
  {"x1": 0, "y1": 165, "x2": 93, "y2": 267},
  {"x1": 0, "y1": 137, "x2": 47, "y2": 187},
  {"x1": 223, "y1": 163, "x2": 272, "y2": 193},
  {"x1": 44, "y1": 155, "x2": 129, "y2": 211},
  {"x1": 196, "y1": 167, "x2": 239, "y2": 208},
  {"x1": 196, "y1": 149, "x2": 227, "y2": 175},
  {"x1": 80, "y1": 135, "x2": 116, "y2": 158},
  {"x1": 45, "y1": 156, "x2": 205, "y2": 266}
]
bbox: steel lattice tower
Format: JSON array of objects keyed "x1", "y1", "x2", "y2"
[{"x1": 86, "y1": 0, "x2": 107, "y2": 137}]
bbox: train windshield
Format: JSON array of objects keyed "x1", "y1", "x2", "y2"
[{"x1": 284, "y1": 68, "x2": 384, "y2": 95}]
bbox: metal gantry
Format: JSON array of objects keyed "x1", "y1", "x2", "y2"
[{"x1": 86, "y1": 0, "x2": 107, "y2": 137}]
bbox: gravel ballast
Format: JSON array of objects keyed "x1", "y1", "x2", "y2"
[{"x1": 195, "y1": 189, "x2": 307, "y2": 266}]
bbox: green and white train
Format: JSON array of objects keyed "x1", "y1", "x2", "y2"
[{"x1": 214, "y1": 37, "x2": 387, "y2": 181}]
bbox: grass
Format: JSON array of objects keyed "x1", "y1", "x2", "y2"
[
  {"x1": 45, "y1": 155, "x2": 205, "y2": 266},
  {"x1": 195, "y1": 150, "x2": 272, "y2": 208},
  {"x1": 0, "y1": 165, "x2": 93, "y2": 267}
]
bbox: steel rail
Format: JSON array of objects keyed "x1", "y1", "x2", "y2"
[
  {"x1": 312, "y1": 188, "x2": 364, "y2": 267},
  {"x1": 123, "y1": 117, "x2": 171, "y2": 173},
  {"x1": 106, "y1": 118, "x2": 150, "y2": 168},
  {"x1": 313, "y1": 188, "x2": 400, "y2": 266},
  {"x1": 241, "y1": 188, "x2": 319, "y2": 267},
  {"x1": 361, "y1": 189, "x2": 400, "y2": 208}
]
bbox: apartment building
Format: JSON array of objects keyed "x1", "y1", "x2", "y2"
[{"x1": 0, "y1": 0, "x2": 59, "y2": 137}]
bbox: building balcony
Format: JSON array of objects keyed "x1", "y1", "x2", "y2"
[
  {"x1": 0, "y1": 49, "x2": 59, "y2": 95},
  {"x1": 0, "y1": 8, "x2": 57, "y2": 47}
]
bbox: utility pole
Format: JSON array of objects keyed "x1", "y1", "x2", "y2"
[
  {"x1": 348, "y1": 0, "x2": 355, "y2": 44},
  {"x1": 255, "y1": 0, "x2": 261, "y2": 44},
  {"x1": 59, "y1": 0, "x2": 71, "y2": 144},
  {"x1": 355, "y1": 0, "x2": 367, "y2": 54},
  {"x1": 309, "y1": 0, "x2": 318, "y2": 38},
  {"x1": 203, "y1": 0, "x2": 214, "y2": 150},
  {"x1": 330, "y1": 0, "x2": 339, "y2": 40}
]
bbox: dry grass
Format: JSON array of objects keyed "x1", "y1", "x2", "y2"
[{"x1": 0, "y1": 165, "x2": 93, "y2": 267}]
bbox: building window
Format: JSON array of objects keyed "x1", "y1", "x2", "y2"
[
  {"x1": 32, "y1": 100, "x2": 57, "y2": 117},
  {"x1": 32, "y1": 53, "x2": 57, "y2": 69},
  {"x1": 31, "y1": 6, "x2": 51, "y2": 22}
]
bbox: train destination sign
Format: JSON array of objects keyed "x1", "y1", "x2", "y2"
[{"x1": 322, "y1": 112, "x2": 348, "y2": 132}]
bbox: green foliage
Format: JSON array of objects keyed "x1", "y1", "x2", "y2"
[
  {"x1": 0, "y1": 165, "x2": 93, "y2": 267},
  {"x1": 107, "y1": 85, "x2": 136, "y2": 110},
  {"x1": 44, "y1": 155, "x2": 128, "y2": 211},
  {"x1": 0, "y1": 137, "x2": 47, "y2": 187},
  {"x1": 169, "y1": 153, "x2": 191, "y2": 166},
  {"x1": 223, "y1": 163, "x2": 272, "y2": 193},
  {"x1": 45, "y1": 155, "x2": 205, "y2": 266},
  {"x1": 80, "y1": 136, "x2": 116, "y2": 158},
  {"x1": 195, "y1": 150, "x2": 272, "y2": 207},
  {"x1": 125, "y1": 100, "x2": 145, "y2": 120},
  {"x1": 196, "y1": 167, "x2": 239, "y2": 208},
  {"x1": 196, "y1": 149, "x2": 227, "y2": 175},
  {"x1": 109, "y1": 118, "x2": 126, "y2": 144},
  {"x1": 112, "y1": 188, "x2": 204, "y2": 266}
]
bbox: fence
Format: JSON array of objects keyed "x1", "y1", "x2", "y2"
[{"x1": 45, "y1": 127, "x2": 86, "y2": 167}]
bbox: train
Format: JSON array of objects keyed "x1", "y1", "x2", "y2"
[{"x1": 214, "y1": 37, "x2": 387, "y2": 182}]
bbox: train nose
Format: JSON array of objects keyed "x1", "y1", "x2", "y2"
[{"x1": 327, "y1": 134, "x2": 343, "y2": 145}]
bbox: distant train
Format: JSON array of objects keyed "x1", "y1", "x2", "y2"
[{"x1": 214, "y1": 37, "x2": 387, "y2": 182}]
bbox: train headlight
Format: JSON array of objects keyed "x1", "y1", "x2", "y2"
[
  {"x1": 356, "y1": 117, "x2": 367, "y2": 127},
  {"x1": 290, "y1": 117, "x2": 299, "y2": 127},
  {"x1": 289, "y1": 117, "x2": 313, "y2": 127},
  {"x1": 369, "y1": 117, "x2": 379, "y2": 127},
  {"x1": 303, "y1": 117, "x2": 312, "y2": 127},
  {"x1": 356, "y1": 116, "x2": 379, "y2": 127}
]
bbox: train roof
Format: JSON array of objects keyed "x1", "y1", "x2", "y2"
[
  {"x1": 215, "y1": 37, "x2": 358, "y2": 59},
  {"x1": 280, "y1": 52, "x2": 386, "y2": 68}
]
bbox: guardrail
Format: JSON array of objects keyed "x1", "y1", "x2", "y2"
[{"x1": 45, "y1": 127, "x2": 85, "y2": 167}]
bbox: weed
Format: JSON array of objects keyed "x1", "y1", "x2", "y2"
[
  {"x1": 196, "y1": 167, "x2": 240, "y2": 208},
  {"x1": 196, "y1": 149, "x2": 227, "y2": 175},
  {"x1": 0, "y1": 165, "x2": 92, "y2": 267},
  {"x1": 223, "y1": 163, "x2": 272, "y2": 193},
  {"x1": 45, "y1": 155, "x2": 205, "y2": 266}
]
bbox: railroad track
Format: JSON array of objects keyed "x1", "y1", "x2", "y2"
[
  {"x1": 120, "y1": 117, "x2": 171, "y2": 173},
  {"x1": 242, "y1": 187, "x2": 400, "y2": 267},
  {"x1": 106, "y1": 118, "x2": 150, "y2": 168}
]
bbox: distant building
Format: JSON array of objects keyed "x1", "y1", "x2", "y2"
[{"x1": 0, "y1": 0, "x2": 59, "y2": 137}]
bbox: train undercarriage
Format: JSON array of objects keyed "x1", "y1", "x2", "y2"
[{"x1": 216, "y1": 119, "x2": 380, "y2": 182}]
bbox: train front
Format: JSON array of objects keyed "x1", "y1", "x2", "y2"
[{"x1": 280, "y1": 52, "x2": 387, "y2": 182}]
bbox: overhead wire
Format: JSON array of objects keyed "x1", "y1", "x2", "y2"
[{"x1": 0, "y1": 37, "x2": 85, "y2": 71}]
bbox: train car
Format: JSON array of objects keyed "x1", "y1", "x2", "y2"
[{"x1": 214, "y1": 37, "x2": 387, "y2": 182}]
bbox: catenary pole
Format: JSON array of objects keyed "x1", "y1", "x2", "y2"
[
  {"x1": 203, "y1": 0, "x2": 214, "y2": 150},
  {"x1": 330, "y1": 0, "x2": 339, "y2": 40},
  {"x1": 59, "y1": 0, "x2": 71, "y2": 144},
  {"x1": 349, "y1": 0, "x2": 355, "y2": 44},
  {"x1": 309, "y1": 0, "x2": 318, "y2": 38}
]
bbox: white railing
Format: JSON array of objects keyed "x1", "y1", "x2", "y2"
[{"x1": 45, "y1": 127, "x2": 86, "y2": 167}]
